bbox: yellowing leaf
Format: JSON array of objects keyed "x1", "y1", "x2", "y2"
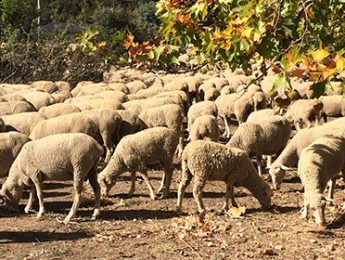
[
  {"x1": 228, "y1": 206, "x2": 246, "y2": 217},
  {"x1": 97, "y1": 41, "x2": 107, "y2": 47},
  {"x1": 311, "y1": 47, "x2": 329, "y2": 62}
]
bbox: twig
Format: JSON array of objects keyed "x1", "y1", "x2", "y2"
[{"x1": 176, "y1": 235, "x2": 203, "y2": 260}]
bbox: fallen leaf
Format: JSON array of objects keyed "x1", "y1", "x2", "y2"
[{"x1": 228, "y1": 206, "x2": 246, "y2": 217}]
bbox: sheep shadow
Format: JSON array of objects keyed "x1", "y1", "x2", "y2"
[
  {"x1": 327, "y1": 213, "x2": 345, "y2": 230},
  {"x1": 99, "y1": 209, "x2": 180, "y2": 221},
  {"x1": 42, "y1": 182, "x2": 72, "y2": 190},
  {"x1": 0, "y1": 231, "x2": 91, "y2": 244}
]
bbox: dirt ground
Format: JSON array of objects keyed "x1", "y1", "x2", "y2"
[{"x1": 0, "y1": 162, "x2": 344, "y2": 260}]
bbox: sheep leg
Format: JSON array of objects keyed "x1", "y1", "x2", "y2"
[
  {"x1": 160, "y1": 165, "x2": 173, "y2": 199},
  {"x1": 256, "y1": 155, "x2": 263, "y2": 177},
  {"x1": 326, "y1": 179, "x2": 336, "y2": 206},
  {"x1": 222, "y1": 182, "x2": 237, "y2": 211},
  {"x1": 176, "y1": 168, "x2": 192, "y2": 212},
  {"x1": 223, "y1": 116, "x2": 231, "y2": 138},
  {"x1": 177, "y1": 136, "x2": 184, "y2": 158},
  {"x1": 24, "y1": 186, "x2": 37, "y2": 214},
  {"x1": 138, "y1": 170, "x2": 156, "y2": 200},
  {"x1": 294, "y1": 121, "x2": 301, "y2": 131},
  {"x1": 31, "y1": 175, "x2": 45, "y2": 219},
  {"x1": 88, "y1": 166, "x2": 101, "y2": 220},
  {"x1": 266, "y1": 156, "x2": 272, "y2": 168},
  {"x1": 300, "y1": 195, "x2": 309, "y2": 220},
  {"x1": 63, "y1": 180, "x2": 83, "y2": 225},
  {"x1": 103, "y1": 132, "x2": 115, "y2": 163},
  {"x1": 128, "y1": 171, "x2": 136, "y2": 197},
  {"x1": 193, "y1": 177, "x2": 206, "y2": 214}
]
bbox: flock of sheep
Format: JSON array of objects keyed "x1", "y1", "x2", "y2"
[{"x1": 0, "y1": 67, "x2": 344, "y2": 228}]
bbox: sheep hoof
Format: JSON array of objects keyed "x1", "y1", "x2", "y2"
[
  {"x1": 176, "y1": 206, "x2": 182, "y2": 214},
  {"x1": 318, "y1": 223, "x2": 327, "y2": 230},
  {"x1": 91, "y1": 209, "x2": 101, "y2": 220}
]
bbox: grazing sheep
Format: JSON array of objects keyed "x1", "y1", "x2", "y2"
[
  {"x1": 183, "y1": 76, "x2": 203, "y2": 103},
  {"x1": 72, "y1": 98, "x2": 124, "y2": 111},
  {"x1": 220, "y1": 85, "x2": 236, "y2": 95},
  {"x1": 319, "y1": 95, "x2": 345, "y2": 122},
  {"x1": 204, "y1": 88, "x2": 221, "y2": 101},
  {"x1": 75, "y1": 86, "x2": 112, "y2": 97},
  {"x1": 98, "y1": 127, "x2": 179, "y2": 199},
  {"x1": 227, "y1": 116, "x2": 291, "y2": 176},
  {"x1": 0, "y1": 101, "x2": 36, "y2": 116},
  {"x1": 247, "y1": 108, "x2": 279, "y2": 123},
  {"x1": 155, "y1": 90, "x2": 190, "y2": 115},
  {"x1": 164, "y1": 79, "x2": 189, "y2": 92},
  {"x1": 0, "y1": 133, "x2": 103, "y2": 224},
  {"x1": 38, "y1": 103, "x2": 81, "y2": 118},
  {"x1": 187, "y1": 101, "x2": 218, "y2": 131},
  {"x1": 269, "y1": 117, "x2": 345, "y2": 189},
  {"x1": 177, "y1": 140, "x2": 272, "y2": 213},
  {"x1": 20, "y1": 91, "x2": 55, "y2": 110},
  {"x1": 285, "y1": 99, "x2": 323, "y2": 130},
  {"x1": 0, "y1": 132, "x2": 31, "y2": 178},
  {"x1": 198, "y1": 82, "x2": 216, "y2": 101},
  {"x1": 31, "y1": 81, "x2": 58, "y2": 93},
  {"x1": 139, "y1": 104, "x2": 184, "y2": 157},
  {"x1": 1, "y1": 112, "x2": 46, "y2": 136},
  {"x1": 298, "y1": 134, "x2": 345, "y2": 227},
  {"x1": 126, "y1": 80, "x2": 147, "y2": 94},
  {"x1": 81, "y1": 109, "x2": 121, "y2": 163},
  {"x1": 93, "y1": 91, "x2": 128, "y2": 103},
  {"x1": 107, "y1": 82, "x2": 129, "y2": 94},
  {"x1": 189, "y1": 115, "x2": 220, "y2": 142},
  {"x1": 29, "y1": 113, "x2": 98, "y2": 141},
  {"x1": 215, "y1": 93, "x2": 238, "y2": 138},
  {"x1": 0, "y1": 118, "x2": 5, "y2": 132},
  {"x1": 55, "y1": 81, "x2": 72, "y2": 91}
]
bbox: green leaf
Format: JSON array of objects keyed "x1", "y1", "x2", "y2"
[
  {"x1": 154, "y1": 45, "x2": 165, "y2": 61},
  {"x1": 310, "y1": 80, "x2": 329, "y2": 98},
  {"x1": 272, "y1": 73, "x2": 291, "y2": 92}
]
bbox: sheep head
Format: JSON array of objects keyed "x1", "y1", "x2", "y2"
[
  {"x1": 254, "y1": 182, "x2": 272, "y2": 209},
  {"x1": 98, "y1": 173, "x2": 114, "y2": 197},
  {"x1": 268, "y1": 165, "x2": 290, "y2": 190},
  {"x1": 0, "y1": 184, "x2": 21, "y2": 211}
]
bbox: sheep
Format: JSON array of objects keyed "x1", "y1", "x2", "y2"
[
  {"x1": 164, "y1": 79, "x2": 189, "y2": 92},
  {"x1": 55, "y1": 81, "x2": 72, "y2": 91},
  {"x1": 98, "y1": 127, "x2": 179, "y2": 200},
  {"x1": 220, "y1": 85, "x2": 236, "y2": 95},
  {"x1": 204, "y1": 87, "x2": 221, "y2": 101},
  {"x1": 246, "y1": 108, "x2": 279, "y2": 123},
  {"x1": 115, "y1": 110, "x2": 144, "y2": 143},
  {"x1": 139, "y1": 104, "x2": 184, "y2": 157},
  {"x1": 187, "y1": 101, "x2": 218, "y2": 131},
  {"x1": 81, "y1": 109, "x2": 122, "y2": 163},
  {"x1": 0, "y1": 118, "x2": 5, "y2": 132},
  {"x1": 214, "y1": 93, "x2": 238, "y2": 138},
  {"x1": 204, "y1": 77, "x2": 229, "y2": 91},
  {"x1": 38, "y1": 103, "x2": 81, "y2": 118},
  {"x1": 0, "y1": 101, "x2": 36, "y2": 116},
  {"x1": 297, "y1": 134, "x2": 345, "y2": 227},
  {"x1": 198, "y1": 82, "x2": 216, "y2": 101},
  {"x1": 75, "y1": 86, "x2": 112, "y2": 97},
  {"x1": 0, "y1": 133, "x2": 103, "y2": 224},
  {"x1": 284, "y1": 99, "x2": 323, "y2": 130},
  {"x1": 51, "y1": 90, "x2": 73, "y2": 103},
  {"x1": 72, "y1": 98, "x2": 124, "y2": 111},
  {"x1": 71, "y1": 81, "x2": 100, "y2": 96},
  {"x1": 268, "y1": 117, "x2": 345, "y2": 190},
  {"x1": 126, "y1": 80, "x2": 147, "y2": 94},
  {"x1": 227, "y1": 116, "x2": 291, "y2": 176},
  {"x1": 0, "y1": 132, "x2": 31, "y2": 178},
  {"x1": 189, "y1": 115, "x2": 220, "y2": 142},
  {"x1": 93, "y1": 91, "x2": 128, "y2": 103},
  {"x1": 20, "y1": 91, "x2": 55, "y2": 110},
  {"x1": 319, "y1": 95, "x2": 345, "y2": 122},
  {"x1": 182, "y1": 76, "x2": 204, "y2": 103},
  {"x1": 31, "y1": 81, "x2": 58, "y2": 93},
  {"x1": 107, "y1": 82, "x2": 129, "y2": 94},
  {"x1": 1, "y1": 112, "x2": 46, "y2": 136},
  {"x1": 29, "y1": 113, "x2": 98, "y2": 141},
  {"x1": 177, "y1": 140, "x2": 272, "y2": 213},
  {"x1": 154, "y1": 90, "x2": 190, "y2": 115}
]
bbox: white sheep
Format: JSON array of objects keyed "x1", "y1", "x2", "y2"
[
  {"x1": 269, "y1": 117, "x2": 345, "y2": 189},
  {"x1": 139, "y1": 104, "x2": 184, "y2": 157},
  {"x1": 298, "y1": 133, "x2": 345, "y2": 227},
  {"x1": 38, "y1": 103, "x2": 81, "y2": 118},
  {"x1": 227, "y1": 116, "x2": 291, "y2": 176},
  {"x1": 177, "y1": 140, "x2": 272, "y2": 213},
  {"x1": 214, "y1": 93, "x2": 238, "y2": 138},
  {"x1": 20, "y1": 91, "x2": 55, "y2": 110},
  {"x1": 189, "y1": 115, "x2": 220, "y2": 142},
  {"x1": 1, "y1": 112, "x2": 46, "y2": 136},
  {"x1": 98, "y1": 127, "x2": 179, "y2": 200},
  {"x1": 51, "y1": 90, "x2": 73, "y2": 103},
  {"x1": 126, "y1": 80, "x2": 147, "y2": 94},
  {"x1": 0, "y1": 101, "x2": 36, "y2": 116},
  {"x1": 116, "y1": 110, "x2": 144, "y2": 142},
  {"x1": 285, "y1": 99, "x2": 323, "y2": 130},
  {"x1": 187, "y1": 101, "x2": 218, "y2": 131},
  {"x1": 204, "y1": 87, "x2": 221, "y2": 101},
  {"x1": 319, "y1": 95, "x2": 345, "y2": 122},
  {"x1": 0, "y1": 132, "x2": 31, "y2": 178},
  {"x1": 0, "y1": 133, "x2": 103, "y2": 224},
  {"x1": 31, "y1": 81, "x2": 58, "y2": 93},
  {"x1": 246, "y1": 108, "x2": 279, "y2": 123}
]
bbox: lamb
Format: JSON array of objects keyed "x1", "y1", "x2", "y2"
[
  {"x1": 29, "y1": 113, "x2": 98, "y2": 141},
  {"x1": 187, "y1": 101, "x2": 218, "y2": 131},
  {"x1": 0, "y1": 133, "x2": 103, "y2": 224},
  {"x1": 1, "y1": 112, "x2": 46, "y2": 136},
  {"x1": 0, "y1": 132, "x2": 31, "y2": 178},
  {"x1": 297, "y1": 133, "x2": 345, "y2": 227},
  {"x1": 98, "y1": 127, "x2": 179, "y2": 200},
  {"x1": 268, "y1": 117, "x2": 345, "y2": 189},
  {"x1": 285, "y1": 99, "x2": 323, "y2": 130},
  {"x1": 319, "y1": 95, "x2": 345, "y2": 122},
  {"x1": 81, "y1": 109, "x2": 122, "y2": 163},
  {"x1": 0, "y1": 101, "x2": 36, "y2": 116},
  {"x1": 189, "y1": 115, "x2": 220, "y2": 142},
  {"x1": 177, "y1": 140, "x2": 272, "y2": 213},
  {"x1": 139, "y1": 104, "x2": 184, "y2": 157},
  {"x1": 227, "y1": 116, "x2": 291, "y2": 176},
  {"x1": 38, "y1": 103, "x2": 81, "y2": 118}
]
